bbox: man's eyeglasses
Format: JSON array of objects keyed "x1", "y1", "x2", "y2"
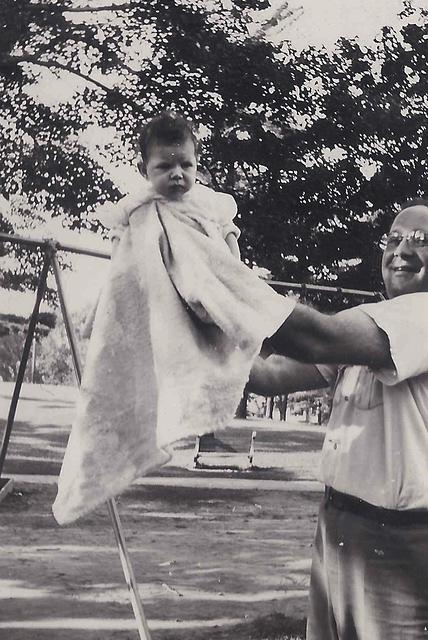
[{"x1": 380, "y1": 230, "x2": 428, "y2": 250}]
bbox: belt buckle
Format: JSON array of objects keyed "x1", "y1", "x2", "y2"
[
  {"x1": 325, "y1": 486, "x2": 334, "y2": 502},
  {"x1": 325, "y1": 486, "x2": 346, "y2": 510}
]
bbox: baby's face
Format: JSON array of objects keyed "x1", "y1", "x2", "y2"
[{"x1": 143, "y1": 138, "x2": 197, "y2": 200}]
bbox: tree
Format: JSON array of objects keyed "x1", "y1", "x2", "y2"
[
  {"x1": 277, "y1": 395, "x2": 287, "y2": 421},
  {"x1": 35, "y1": 308, "x2": 89, "y2": 384},
  {"x1": 235, "y1": 386, "x2": 249, "y2": 419},
  {"x1": 284, "y1": 9, "x2": 428, "y2": 291},
  {"x1": 0, "y1": 0, "x2": 121, "y2": 292},
  {"x1": 36, "y1": 322, "x2": 75, "y2": 384},
  {"x1": 0, "y1": 0, "x2": 426, "y2": 298},
  {"x1": 0, "y1": 311, "x2": 56, "y2": 380}
]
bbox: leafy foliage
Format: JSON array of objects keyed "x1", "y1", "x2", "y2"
[
  {"x1": 0, "y1": 0, "x2": 427, "y2": 295},
  {"x1": 0, "y1": 310, "x2": 56, "y2": 380},
  {"x1": 35, "y1": 321, "x2": 75, "y2": 385}
]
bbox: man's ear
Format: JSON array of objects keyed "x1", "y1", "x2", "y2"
[{"x1": 137, "y1": 158, "x2": 146, "y2": 177}]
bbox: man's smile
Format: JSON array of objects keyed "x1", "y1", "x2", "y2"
[
  {"x1": 390, "y1": 263, "x2": 419, "y2": 273},
  {"x1": 389, "y1": 261, "x2": 422, "y2": 277}
]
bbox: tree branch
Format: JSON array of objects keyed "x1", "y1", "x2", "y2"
[
  {"x1": 34, "y1": 3, "x2": 132, "y2": 13},
  {"x1": 19, "y1": 29, "x2": 143, "y2": 80},
  {"x1": 3, "y1": 54, "x2": 144, "y2": 113},
  {"x1": 240, "y1": 163, "x2": 257, "y2": 196},
  {"x1": 23, "y1": 32, "x2": 83, "y2": 61},
  {"x1": 7, "y1": 54, "x2": 112, "y2": 91}
]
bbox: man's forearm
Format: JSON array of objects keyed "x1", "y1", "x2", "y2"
[
  {"x1": 248, "y1": 355, "x2": 328, "y2": 396},
  {"x1": 268, "y1": 303, "x2": 393, "y2": 369}
]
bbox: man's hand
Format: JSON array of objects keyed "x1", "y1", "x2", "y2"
[{"x1": 248, "y1": 354, "x2": 329, "y2": 396}]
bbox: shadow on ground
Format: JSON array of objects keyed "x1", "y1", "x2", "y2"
[{"x1": 0, "y1": 384, "x2": 322, "y2": 639}]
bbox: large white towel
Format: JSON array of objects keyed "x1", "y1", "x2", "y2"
[{"x1": 52, "y1": 195, "x2": 295, "y2": 525}]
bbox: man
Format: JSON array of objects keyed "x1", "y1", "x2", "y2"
[{"x1": 249, "y1": 200, "x2": 428, "y2": 639}]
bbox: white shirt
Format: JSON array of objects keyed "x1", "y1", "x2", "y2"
[{"x1": 318, "y1": 292, "x2": 428, "y2": 510}]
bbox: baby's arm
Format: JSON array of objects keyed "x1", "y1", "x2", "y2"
[{"x1": 225, "y1": 232, "x2": 240, "y2": 259}]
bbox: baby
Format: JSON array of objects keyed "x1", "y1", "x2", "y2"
[
  {"x1": 83, "y1": 111, "x2": 242, "y2": 337},
  {"x1": 54, "y1": 112, "x2": 295, "y2": 524},
  {"x1": 100, "y1": 111, "x2": 241, "y2": 260}
]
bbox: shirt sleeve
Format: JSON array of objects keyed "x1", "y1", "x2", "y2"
[
  {"x1": 94, "y1": 188, "x2": 150, "y2": 242},
  {"x1": 315, "y1": 364, "x2": 339, "y2": 385},
  {"x1": 94, "y1": 198, "x2": 129, "y2": 241},
  {"x1": 219, "y1": 193, "x2": 240, "y2": 239},
  {"x1": 358, "y1": 293, "x2": 428, "y2": 385}
]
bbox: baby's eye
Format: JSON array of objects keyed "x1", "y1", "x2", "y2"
[
  {"x1": 182, "y1": 162, "x2": 194, "y2": 168},
  {"x1": 157, "y1": 163, "x2": 170, "y2": 170}
]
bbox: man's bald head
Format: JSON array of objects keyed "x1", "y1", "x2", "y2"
[{"x1": 381, "y1": 199, "x2": 428, "y2": 298}]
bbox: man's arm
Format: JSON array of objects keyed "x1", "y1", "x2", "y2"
[
  {"x1": 269, "y1": 303, "x2": 393, "y2": 369},
  {"x1": 248, "y1": 355, "x2": 329, "y2": 396}
]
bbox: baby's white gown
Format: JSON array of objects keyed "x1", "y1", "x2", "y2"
[{"x1": 52, "y1": 182, "x2": 295, "y2": 524}]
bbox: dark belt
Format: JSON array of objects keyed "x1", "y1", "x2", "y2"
[{"x1": 324, "y1": 486, "x2": 428, "y2": 525}]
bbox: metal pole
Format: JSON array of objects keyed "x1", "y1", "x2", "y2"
[
  {"x1": 0, "y1": 233, "x2": 383, "y2": 298},
  {"x1": 48, "y1": 246, "x2": 152, "y2": 640},
  {"x1": 31, "y1": 340, "x2": 36, "y2": 384},
  {"x1": 0, "y1": 231, "x2": 110, "y2": 260},
  {"x1": 0, "y1": 252, "x2": 51, "y2": 477},
  {"x1": 267, "y1": 279, "x2": 382, "y2": 298},
  {"x1": 107, "y1": 499, "x2": 153, "y2": 640}
]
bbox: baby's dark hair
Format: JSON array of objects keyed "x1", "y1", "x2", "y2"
[{"x1": 138, "y1": 111, "x2": 199, "y2": 162}]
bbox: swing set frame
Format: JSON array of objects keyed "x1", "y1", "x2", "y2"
[
  {"x1": 0, "y1": 231, "x2": 152, "y2": 640},
  {"x1": 0, "y1": 230, "x2": 382, "y2": 639}
]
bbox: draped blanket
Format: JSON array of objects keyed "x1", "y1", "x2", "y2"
[{"x1": 52, "y1": 200, "x2": 295, "y2": 524}]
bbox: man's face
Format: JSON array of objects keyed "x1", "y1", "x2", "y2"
[
  {"x1": 142, "y1": 138, "x2": 197, "y2": 200},
  {"x1": 382, "y1": 205, "x2": 428, "y2": 298}
]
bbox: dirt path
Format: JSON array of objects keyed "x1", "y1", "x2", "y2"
[
  {"x1": 0, "y1": 482, "x2": 319, "y2": 640},
  {"x1": 0, "y1": 383, "x2": 326, "y2": 640}
]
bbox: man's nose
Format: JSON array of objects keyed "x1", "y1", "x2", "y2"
[{"x1": 394, "y1": 236, "x2": 412, "y2": 256}]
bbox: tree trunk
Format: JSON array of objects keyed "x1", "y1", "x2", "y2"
[
  {"x1": 268, "y1": 396, "x2": 275, "y2": 419},
  {"x1": 279, "y1": 394, "x2": 288, "y2": 421},
  {"x1": 235, "y1": 387, "x2": 249, "y2": 419}
]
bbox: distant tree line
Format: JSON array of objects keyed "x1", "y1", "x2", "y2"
[{"x1": 0, "y1": 310, "x2": 89, "y2": 384}]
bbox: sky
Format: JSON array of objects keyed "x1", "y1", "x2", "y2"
[
  {"x1": 282, "y1": 0, "x2": 426, "y2": 50},
  {"x1": 2, "y1": 0, "x2": 426, "y2": 316}
]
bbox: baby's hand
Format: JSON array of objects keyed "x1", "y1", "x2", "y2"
[{"x1": 225, "y1": 233, "x2": 240, "y2": 259}]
